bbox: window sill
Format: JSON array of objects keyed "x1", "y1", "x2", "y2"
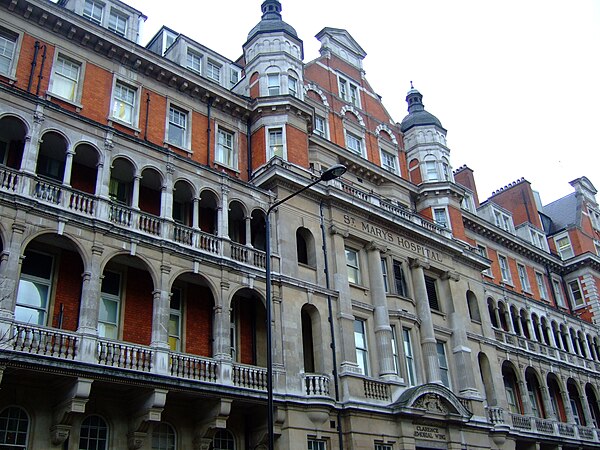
[
  {"x1": 46, "y1": 93, "x2": 83, "y2": 111},
  {"x1": 108, "y1": 117, "x2": 141, "y2": 134},
  {"x1": 165, "y1": 141, "x2": 192, "y2": 154},
  {"x1": 213, "y1": 160, "x2": 239, "y2": 174}
]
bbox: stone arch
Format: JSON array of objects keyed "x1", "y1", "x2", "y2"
[
  {"x1": 375, "y1": 123, "x2": 398, "y2": 145},
  {"x1": 525, "y1": 366, "x2": 546, "y2": 417},
  {"x1": 478, "y1": 352, "x2": 496, "y2": 406},
  {"x1": 303, "y1": 83, "x2": 330, "y2": 108},
  {"x1": 466, "y1": 290, "x2": 481, "y2": 322},
  {"x1": 340, "y1": 105, "x2": 365, "y2": 127},
  {"x1": 229, "y1": 287, "x2": 267, "y2": 366},
  {"x1": 0, "y1": 114, "x2": 28, "y2": 170}
]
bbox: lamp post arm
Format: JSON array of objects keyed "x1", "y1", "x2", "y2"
[{"x1": 267, "y1": 177, "x2": 322, "y2": 215}]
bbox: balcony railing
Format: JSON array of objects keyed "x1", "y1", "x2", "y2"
[
  {"x1": 232, "y1": 363, "x2": 267, "y2": 390},
  {"x1": 170, "y1": 352, "x2": 218, "y2": 382},
  {"x1": 97, "y1": 339, "x2": 153, "y2": 372},
  {"x1": 507, "y1": 412, "x2": 599, "y2": 441},
  {"x1": 10, "y1": 323, "x2": 78, "y2": 359},
  {"x1": 492, "y1": 328, "x2": 598, "y2": 371},
  {"x1": 303, "y1": 373, "x2": 330, "y2": 396},
  {"x1": 0, "y1": 172, "x2": 268, "y2": 270},
  {"x1": 338, "y1": 179, "x2": 451, "y2": 238}
]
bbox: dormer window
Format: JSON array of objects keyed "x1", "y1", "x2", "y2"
[
  {"x1": 530, "y1": 229, "x2": 548, "y2": 251},
  {"x1": 187, "y1": 50, "x2": 202, "y2": 74},
  {"x1": 554, "y1": 234, "x2": 574, "y2": 259},
  {"x1": 461, "y1": 193, "x2": 475, "y2": 212},
  {"x1": 588, "y1": 207, "x2": 600, "y2": 231},
  {"x1": 83, "y1": 0, "x2": 104, "y2": 25},
  {"x1": 206, "y1": 61, "x2": 221, "y2": 83},
  {"x1": 108, "y1": 9, "x2": 128, "y2": 37},
  {"x1": 338, "y1": 75, "x2": 360, "y2": 107},
  {"x1": 493, "y1": 209, "x2": 513, "y2": 232}
]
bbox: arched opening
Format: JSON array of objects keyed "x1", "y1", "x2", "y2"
[
  {"x1": 487, "y1": 297, "x2": 498, "y2": 328},
  {"x1": 198, "y1": 189, "x2": 218, "y2": 234},
  {"x1": 466, "y1": 290, "x2": 481, "y2": 322},
  {"x1": 139, "y1": 167, "x2": 163, "y2": 216},
  {"x1": 228, "y1": 201, "x2": 246, "y2": 244},
  {"x1": 16, "y1": 234, "x2": 84, "y2": 330},
  {"x1": 519, "y1": 309, "x2": 530, "y2": 339},
  {"x1": 296, "y1": 227, "x2": 316, "y2": 267},
  {"x1": 510, "y1": 305, "x2": 520, "y2": 336},
  {"x1": 212, "y1": 429, "x2": 235, "y2": 450},
  {"x1": 36, "y1": 131, "x2": 67, "y2": 181},
  {"x1": 540, "y1": 316, "x2": 551, "y2": 345},
  {"x1": 71, "y1": 143, "x2": 99, "y2": 194},
  {"x1": 79, "y1": 415, "x2": 108, "y2": 450},
  {"x1": 173, "y1": 180, "x2": 194, "y2": 226},
  {"x1": 229, "y1": 289, "x2": 266, "y2": 366},
  {"x1": 170, "y1": 272, "x2": 215, "y2": 356},
  {"x1": 0, "y1": 406, "x2": 29, "y2": 448},
  {"x1": 478, "y1": 352, "x2": 496, "y2": 406},
  {"x1": 498, "y1": 301, "x2": 509, "y2": 332},
  {"x1": 502, "y1": 361, "x2": 523, "y2": 414},
  {"x1": 0, "y1": 115, "x2": 26, "y2": 170},
  {"x1": 250, "y1": 209, "x2": 266, "y2": 251},
  {"x1": 100, "y1": 254, "x2": 154, "y2": 343},
  {"x1": 109, "y1": 157, "x2": 134, "y2": 205},
  {"x1": 585, "y1": 383, "x2": 600, "y2": 428},
  {"x1": 531, "y1": 313, "x2": 541, "y2": 342},
  {"x1": 301, "y1": 304, "x2": 323, "y2": 374},
  {"x1": 547, "y1": 373, "x2": 567, "y2": 422},
  {"x1": 567, "y1": 378, "x2": 586, "y2": 426},
  {"x1": 551, "y1": 321, "x2": 562, "y2": 350},
  {"x1": 525, "y1": 367, "x2": 546, "y2": 418}
]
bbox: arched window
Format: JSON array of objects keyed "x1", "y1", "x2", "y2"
[
  {"x1": 152, "y1": 422, "x2": 176, "y2": 450},
  {"x1": 487, "y1": 298, "x2": 498, "y2": 328},
  {"x1": 0, "y1": 406, "x2": 29, "y2": 449},
  {"x1": 213, "y1": 429, "x2": 235, "y2": 450},
  {"x1": 296, "y1": 227, "x2": 316, "y2": 267},
  {"x1": 79, "y1": 415, "x2": 108, "y2": 450},
  {"x1": 466, "y1": 290, "x2": 481, "y2": 322}
]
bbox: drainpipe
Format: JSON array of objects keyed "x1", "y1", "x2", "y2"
[
  {"x1": 35, "y1": 44, "x2": 47, "y2": 97},
  {"x1": 247, "y1": 117, "x2": 252, "y2": 180},
  {"x1": 206, "y1": 97, "x2": 214, "y2": 167},
  {"x1": 144, "y1": 93, "x2": 151, "y2": 141},
  {"x1": 27, "y1": 41, "x2": 40, "y2": 93},
  {"x1": 319, "y1": 200, "x2": 344, "y2": 450}
]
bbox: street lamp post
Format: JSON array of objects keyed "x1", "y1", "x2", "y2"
[{"x1": 265, "y1": 164, "x2": 346, "y2": 450}]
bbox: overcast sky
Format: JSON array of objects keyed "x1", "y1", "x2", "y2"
[{"x1": 125, "y1": 0, "x2": 600, "y2": 206}]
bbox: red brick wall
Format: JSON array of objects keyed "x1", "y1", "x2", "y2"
[
  {"x1": 489, "y1": 181, "x2": 541, "y2": 228},
  {"x1": 286, "y1": 124, "x2": 308, "y2": 167},
  {"x1": 252, "y1": 127, "x2": 266, "y2": 170},
  {"x1": 14, "y1": 35, "x2": 55, "y2": 94},
  {"x1": 239, "y1": 300, "x2": 255, "y2": 365},
  {"x1": 190, "y1": 111, "x2": 209, "y2": 166},
  {"x1": 409, "y1": 159, "x2": 421, "y2": 184},
  {"x1": 249, "y1": 72, "x2": 259, "y2": 98},
  {"x1": 122, "y1": 267, "x2": 153, "y2": 345},
  {"x1": 185, "y1": 284, "x2": 213, "y2": 356},
  {"x1": 448, "y1": 206, "x2": 467, "y2": 240},
  {"x1": 52, "y1": 250, "x2": 83, "y2": 331},
  {"x1": 81, "y1": 64, "x2": 113, "y2": 124},
  {"x1": 454, "y1": 167, "x2": 480, "y2": 207},
  {"x1": 140, "y1": 89, "x2": 167, "y2": 145}
]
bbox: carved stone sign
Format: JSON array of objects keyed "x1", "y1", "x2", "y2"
[
  {"x1": 342, "y1": 214, "x2": 443, "y2": 262},
  {"x1": 414, "y1": 424, "x2": 447, "y2": 441}
]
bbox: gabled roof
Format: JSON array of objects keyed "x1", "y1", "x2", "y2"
[{"x1": 315, "y1": 27, "x2": 367, "y2": 60}]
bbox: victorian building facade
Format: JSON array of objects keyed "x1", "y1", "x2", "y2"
[{"x1": 0, "y1": 0, "x2": 598, "y2": 449}]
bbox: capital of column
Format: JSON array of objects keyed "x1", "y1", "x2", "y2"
[
  {"x1": 442, "y1": 270, "x2": 460, "y2": 282},
  {"x1": 330, "y1": 224, "x2": 349, "y2": 238},
  {"x1": 365, "y1": 241, "x2": 387, "y2": 254},
  {"x1": 409, "y1": 257, "x2": 430, "y2": 270}
]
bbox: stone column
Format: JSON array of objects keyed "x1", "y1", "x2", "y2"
[
  {"x1": 444, "y1": 273, "x2": 478, "y2": 395},
  {"x1": 0, "y1": 222, "x2": 26, "y2": 321},
  {"x1": 244, "y1": 215, "x2": 252, "y2": 247},
  {"x1": 562, "y1": 330, "x2": 573, "y2": 353},
  {"x1": 365, "y1": 242, "x2": 396, "y2": 379},
  {"x1": 330, "y1": 226, "x2": 358, "y2": 374},
  {"x1": 525, "y1": 316, "x2": 535, "y2": 341},
  {"x1": 535, "y1": 320, "x2": 544, "y2": 344},
  {"x1": 131, "y1": 175, "x2": 141, "y2": 210},
  {"x1": 151, "y1": 264, "x2": 171, "y2": 376},
  {"x1": 410, "y1": 259, "x2": 441, "y2": 384},
  {"x1": 561, "y1": 388, "x2": 575, "y2": 423},
  {"x1": 77, "y1": 245, "x2": 103, "y2": 335},
  {"x1": 162, "y1": 164, "x2": 174, "y2": 220},
  {"x1": 192, "y1": 198, "x2": 199, "y2": 229},
  {"x1": 21, "y1": 106, "x2": 44, "y2": 175},
  {"x1": 494, "y1": 307, "x2": 502, "y2": 330},
  {"x1": 219, "y1": 186, "x2": 229, "y2": 238},
  {"x1": 63, "y1": 150, "x2": 74, "y2": 187},
  {"x1": 549, "y1": 325, "x2": 560, "y2": 349},
  {"x1": 539, "y1": 375, "x2": 557, "y2": 420},
  {"x1": 214, "y1": 280, "x2": 233, "y2": 386},
  {"x1": 579, "y1": 393, "x2": 594, "y2": 427}
]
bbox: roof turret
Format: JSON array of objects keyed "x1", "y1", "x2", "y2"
[{"x1": 399, "y1": 83, "x2": 445, "y2": 133}]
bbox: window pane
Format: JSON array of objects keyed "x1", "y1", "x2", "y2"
[
  {"x1": 79, "y1": 415, "x2": 108, "y2": 450},
  {"x1": 0, "y1": 407, "x2": 29, "y2": 447}
]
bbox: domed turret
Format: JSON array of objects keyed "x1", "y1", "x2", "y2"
[
  {"x1": 400, "y1": 84, "x2": 444, "y2": 133},
  {"x1": 247, "y1": 0, "x2": 298, "y2": 42}
]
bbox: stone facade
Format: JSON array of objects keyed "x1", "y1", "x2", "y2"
[{"x1": 0, "y1": 0, "x2": 598, "y2": 449}]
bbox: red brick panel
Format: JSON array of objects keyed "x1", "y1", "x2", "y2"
[
  {"x1": 70, "y1": 162, "x2": 96, "y2": 194},
  {"x1": 239, "y1": 300, "x2": 255, "y2": 365},
  {"x1": 185, "y1": 284, "x2": 213, "y2": 357},
  {"x1": 80, "y1": 64, "x2": 113, "y2": 124},
  {"x1": 122, "y1": 267, "x2": 153, "y2": 345},
  {"x1": 286, "y1": 124, "x2": 309, "y2": 167},
  {"x1": 52, "y1": 250, "x2": 83, "y2": 331}
]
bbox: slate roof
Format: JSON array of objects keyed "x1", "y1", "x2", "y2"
[{"x1": 543, "y1": 192, "x2": 578, "y2": 234}]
